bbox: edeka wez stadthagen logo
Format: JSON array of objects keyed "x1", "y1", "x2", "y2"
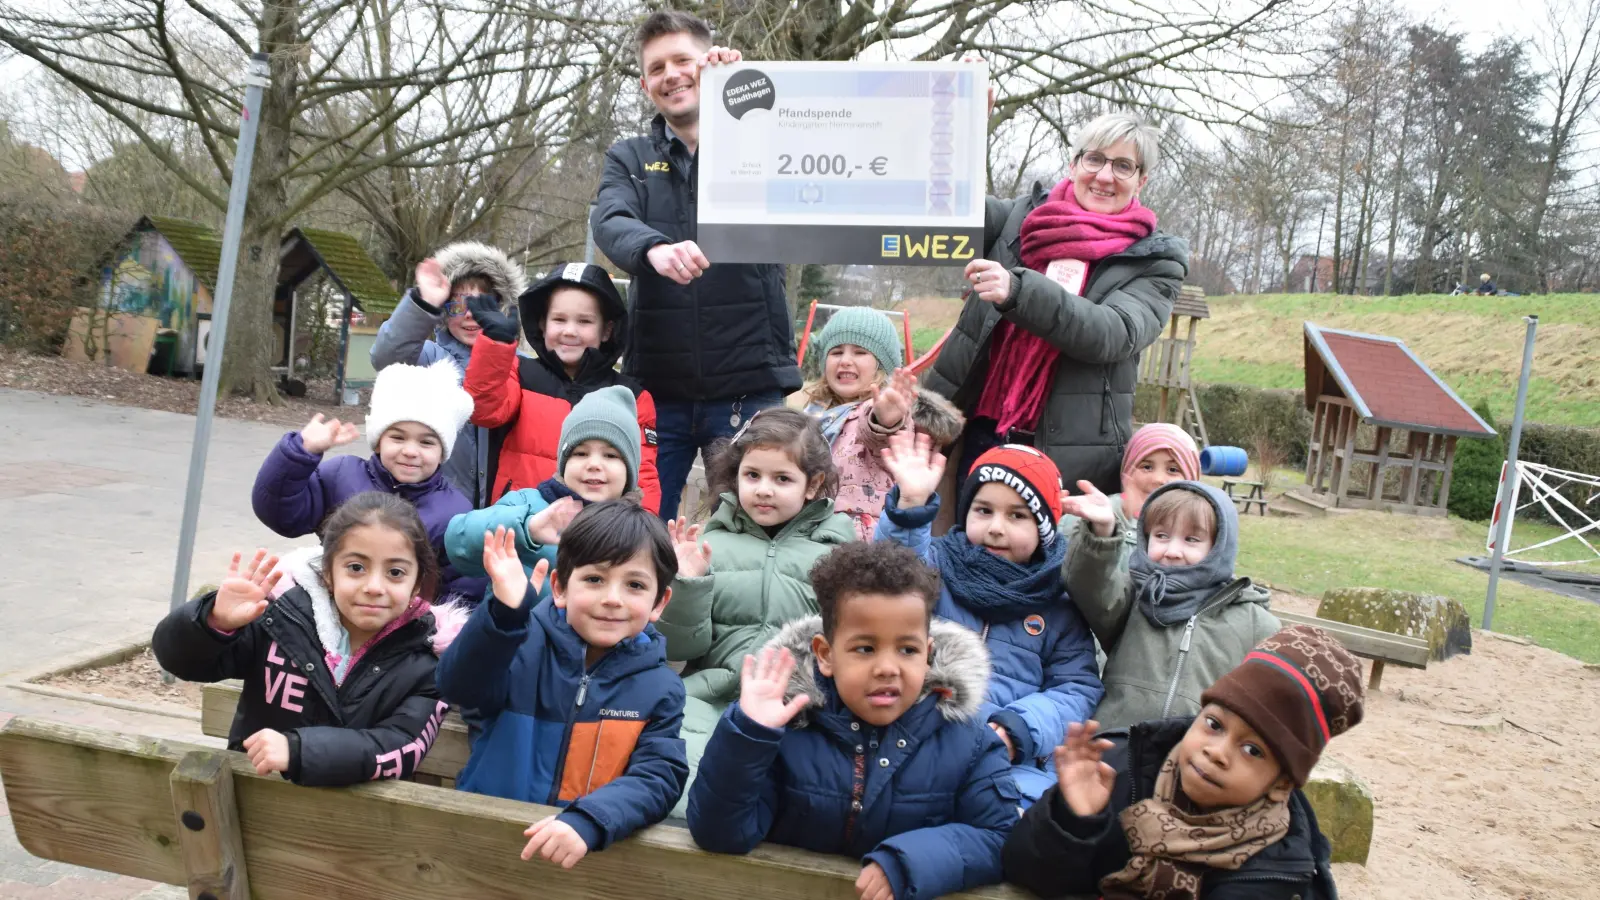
[
  {"x1": 723, "y1": 69, "x2": 775, "y2": 119},
  {"x1": 881, "y1": 235, "x2": 901, "y2": 258}
]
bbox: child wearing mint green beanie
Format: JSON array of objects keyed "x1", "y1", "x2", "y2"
[{"x1": 788, "y1": 306, "x2": 963, "y2": 539}]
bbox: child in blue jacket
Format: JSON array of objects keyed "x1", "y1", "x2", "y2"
[
  {"x1": 435, "y1": 500, "x2": 687, "y2": 868},
  {"x1": 687, "y1": 541, "x2": 1018, "y2": 900},
  {"x1": 876, "y1": 430, "x2": 1103, "y2": 803}
]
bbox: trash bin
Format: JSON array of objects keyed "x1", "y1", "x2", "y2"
[{"x1": 148, "y1": 329, "x2": 179, "y2": 376}]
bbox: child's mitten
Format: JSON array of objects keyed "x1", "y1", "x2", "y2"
[{"x1": 467, "y1": 294, "x2": 520, "y2": 343}]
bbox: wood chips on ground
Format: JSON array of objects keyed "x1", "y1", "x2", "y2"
[
  {"x1": 37, "y1": 646, "x2": 202, "y2": 711},
  {"x1": 0, "y1": 346, "x2": 361, "y2": 428}
]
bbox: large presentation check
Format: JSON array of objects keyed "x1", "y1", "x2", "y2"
[{"x1": 698, "y1": 61, "x2": 988, "y2": 266}]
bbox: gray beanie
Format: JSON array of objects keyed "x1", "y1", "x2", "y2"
[
  {"x1": 818, "y1": 306, "x2": 903, "y2": 374},
  {"x1": 559, "y1": 386, "x2": 641, "y2": 493}
]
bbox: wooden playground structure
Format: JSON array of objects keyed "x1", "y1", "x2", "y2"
[{"x1": 1136, "y1": 284, "x2": 1210, "y2": 447}]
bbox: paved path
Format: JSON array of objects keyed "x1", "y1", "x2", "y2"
[{"x1": 0, "y1": 387, "x2": 331, "y2": 898}]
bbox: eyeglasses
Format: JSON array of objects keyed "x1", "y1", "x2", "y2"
[
  {"x1": 445, "y1": 293, "x2": 495, "y2": 318},
  {"x1": 1076, "y1": 150, "x2": 1141, "y2": 181}
]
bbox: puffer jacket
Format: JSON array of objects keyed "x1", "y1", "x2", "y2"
[
  {"x1": 370, "y1": 242, "x2": 530, "y2": 507},
  {"x1": 876, "y1": 489, "x2": 1103, "y2": 802},
  {"x1": 1063, "y1": 484, "x2": 1280, "y2": 730},
  {"x1": 464, "y1": 274, "x2": 660, "y2": 511},
  {"x1": 435, "y1": 591, "x2": 687, "y2": 850},
  {"x1": 590, "y1": 115, "x2": 801, "y2": 402},
  {"x1": 923, "y1": 184, "x2": 1188, "y2": 494},
  {"x1": 442, "y1": 477, "x2": 589, "y2": 599},
  {"x1": 249, "y1": 432, "x2": 475, "y2": 595},
  {"x1": 688, "y1": 616, "x2": 1020, "y2": 900},
  {"x1": 152, "y1": 549, "x2": 447, "y2": 787},
  {"x1": 1003, "y1": 717, "x2": 1338, "y2": 900},
  {"x1": 793, "y1": 389, "x2": 965, "y2": 541}
]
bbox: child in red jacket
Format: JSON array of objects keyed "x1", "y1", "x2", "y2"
[{"x1": 464, "y1": 263, "x2": 661, "y2": 511}]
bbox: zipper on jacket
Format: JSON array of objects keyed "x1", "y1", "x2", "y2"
[
  {"x1": 843, "y1": 737, "x2": 867, "y2": 844},
  {"x1": 760, "y1": 543, "x2": 779, "y2": 618},
  {"x1": 1160, "y1": 617, "x2": 1197, "y2": 717},
  {"x1": 548, "y1": 672, "x2": 594, "y2": 805}
]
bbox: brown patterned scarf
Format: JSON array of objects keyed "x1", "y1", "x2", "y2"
[{"x1": 1098, "y1": 748, "x2": 1291, "y2": 900}]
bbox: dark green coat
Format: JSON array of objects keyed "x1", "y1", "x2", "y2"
[{"x1": 924, "y1": 184, "x2": 1189, "y2": 493}]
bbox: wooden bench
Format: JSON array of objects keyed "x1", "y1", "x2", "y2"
[
  {"x1": 1274, "y1": 609, "x2": 1430, "y2": 689},
  {"x1": 1221, "y1": 478, "x2": 1268, "y2": 516},
  {"x1": 0, "y1": 716, "x2": 1043, "y2": 900},
  {"x1": 202, "y1": 680, "x2": 470, "y2": 786}
]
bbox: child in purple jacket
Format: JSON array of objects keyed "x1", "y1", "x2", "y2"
[{"x1": 251, "y1": 358, "x2": 475, "y2": 593}]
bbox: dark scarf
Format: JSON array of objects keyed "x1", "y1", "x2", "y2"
[
  {"x1": 536, "y1": 476, "x2": 588, "y2": 506},
  {"x1": 933, "y1": 529, "x2": 1068, "y2": 623}
]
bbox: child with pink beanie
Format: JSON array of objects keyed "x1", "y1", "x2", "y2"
[{"x1": 1061, "y1": 423, "x2": 1200, "y2": 562}]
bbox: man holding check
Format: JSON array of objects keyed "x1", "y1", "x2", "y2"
[{"x1": 591, "y1": 10, "x2": 801, "y2": 521}]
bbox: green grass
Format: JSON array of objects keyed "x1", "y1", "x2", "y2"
[
  {"x1": 1207, "y1": 291, "x2": 1600, "y2": 327},
  {"x1": 1231, "y1": 490, "x2": 1600, "y2": 663}
]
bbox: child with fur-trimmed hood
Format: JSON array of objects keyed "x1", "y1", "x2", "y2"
[
  {"x1": 687, "y1": 542, "x2": 1019, "y2": 900},
  {"x1": 789, "y1": 306, "x2": 964, "y2": 540},
  {"x1": 371, "y1": 242, "x2": 529, "y2": 507}
]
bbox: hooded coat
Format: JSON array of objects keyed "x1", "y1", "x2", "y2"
[
  {"x1": 792, "y1": 388, "x2": 966, "y2": 541},
  {"x1": 434, "y1": 588, "x2": 687, "y2": 851},
  {"x1": 1003, "y1": 717, "x2": 1339, "y2": 900},
  {"x1": 463, "y1": 267, "x2": 661, "y2": 511},
  {"x1": 590, "y1": 115, "x2": 801, "y2": 402},
  {"x1": 875, "y1": 488, "x2": 1103, "y2": 802},
  {"x1": 688, "y1": 615, "x2": 1020, "y2": 900},
  {"x1": 250, "y1": 432, "x2": 475, "y2": 596},
  {"x1": 151, "y1": 549, "x2": 447, "y2": 787},
  {"x1": 1063, "y1": 481, "x2": 1280, "y2": 730},
  {"x1": 922, "y1": 185, "x2": 1188, "y2": 495},
  {"x1": 370, "y1": 242, "x2": 530, "y2": 507}
]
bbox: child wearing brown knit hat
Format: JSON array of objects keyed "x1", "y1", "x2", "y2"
[{"x1": 1002, "y1": 624, "x2": 1364, "y2": 900}]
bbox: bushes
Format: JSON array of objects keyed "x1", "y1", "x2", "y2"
[
  {"x1": 1136, "y1": 382, "x2": 1311, "y2": 465},
  {"x1": 0, "y1": 194, "x2": 135, "y2": 352},
  {"x1": 1447, "y1": 402, "x2": 1504, "y2": 522}
]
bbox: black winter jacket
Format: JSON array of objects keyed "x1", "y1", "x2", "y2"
[
  {"x1": 590, "y1": 115, "x2": 801, "y2": 402},
  {"x1": 924, "y1": 184, "x2": 1187, "y2": 494},
  {"x1": 153, "y1": 562, "x2": 447, "y2": 787},
  {"x1": 1002, "y1": 718, "x2": 1338, "y2": 900}
]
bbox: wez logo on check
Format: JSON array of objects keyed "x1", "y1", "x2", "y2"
[{"x1": 880, "y1": 233, "x2": 974, "y2": 260}]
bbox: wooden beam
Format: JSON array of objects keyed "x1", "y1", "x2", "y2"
[
  {"x1": 0, "y1": 718, "x2": 1044, "y2": 900},
  {"x1": 1367, "y1": 427, "x2": 1391, "y2": 501},
  {"x1": 1404, "y1": 431, "x2": 1425, "y2": 506},
  {"x1": 1438, "y1": 436, "x2": 1458, "y2": 509},
  {"x1": 1272, "y1": 611, "x2": 1430, "y2": 668},
  {"x1": 170, "y1": 751, "x2": 250, "y2": 900}
]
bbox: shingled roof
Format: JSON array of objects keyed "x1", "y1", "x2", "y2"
[
  {"x1": 279, "y1": 227, "x2": 398, "y2": 315},
  {"x1": 1303, "y1": 322, "x2": 1495, "y2": 438},
  {"x1": 137, "y1": 216, "x2": 224, "y2": 289},
  {"x1": 1174, "y1": 284, "x2": 1210, "y2": 319}
]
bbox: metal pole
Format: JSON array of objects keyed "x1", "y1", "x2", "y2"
[
  {"x1": 1483, "y1": 314, "x2": 1539, "y2": 631},
  {"x1": 168, "y1": 52, "x2": 271, "y2": 616},
  {"x1": 584, "y1": 202, "x2": 597, "y2": 265}
]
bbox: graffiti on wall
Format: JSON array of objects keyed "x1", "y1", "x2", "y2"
[{"x1": 99, "y1": 230, "x2": 213, "y2": 334}]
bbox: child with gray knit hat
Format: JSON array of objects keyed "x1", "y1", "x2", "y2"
[
  {"x1": 789, "y1": 306, "x2": 963, "y2": 539},
  {"x1": 442, "y1": 385, "x2": 643, "y2": 604}
]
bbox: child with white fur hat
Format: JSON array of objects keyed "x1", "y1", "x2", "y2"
[{"x1": 251, "y1": 358, "x2": 477, "y2": 593}]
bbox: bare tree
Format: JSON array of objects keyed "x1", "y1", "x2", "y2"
[
  {"x1": 1529, "y1": 0, "x2": 1600, "y2": 291},
  {"x1": 1, "y1": 0, "x2": 606, "y2": 401}
]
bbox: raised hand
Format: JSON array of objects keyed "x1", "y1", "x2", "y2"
[
  {"x1": 1054, "y1": 720, "x2": 1117, "y2": 817},
  {"x1": 521, "y1": 815, "x2": 589, "y2": 868},
  {"x1": 299, "y1": 413, "x2": 361, "y2": 455},
  {"x1": 414, "y1": 257, "x2": 451, "y2": 310},
  {"x1": 1060, "y1": 479, "x2": 1117, "y2": 537},
  {"x1": 208, "y1": 550, "x2": 282, "y2": 632},
  {"x1": 484, "y1": 527, "x2": 548, "y2": 610},
  {"x1": 647, "y1": 241, "x2": 711, "y2": 285},
  {"x1": 738, "y1": 647, "x2": 809, "y2": 730},
  {"x1": 667, "y1": 516, "x2": 712, "y2": 578},
  {"x1": 526, "y1": 496, "x2": 583, "y2": 547},
  {"x1": 871, "y1": 366, "x2": 917, "y2": 431},
  {"x1": 466, "y1": 294, "x2": 519, "y2": 344},
  {"x1": 856, "y1": 862, "x2": 893, "y2": 900},
  {"x1": 879, "y1": 429, "x2": 945, "y2": 508},
  {"x1": 242, "y1": 728, "x2": 291, "y2": 776}
]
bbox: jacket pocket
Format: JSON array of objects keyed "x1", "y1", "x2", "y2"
[{"x1": 557, "y1": 717, "x2": 649, "y2": 801}]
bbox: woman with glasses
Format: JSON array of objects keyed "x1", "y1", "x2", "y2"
[{"x1": 924, "y1": 112, "x2": 1189, "y2": 497}]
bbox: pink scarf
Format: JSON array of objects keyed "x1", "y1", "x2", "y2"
[{"x1": 976, "y1": 181, "x2": 1158, "y2": 435}]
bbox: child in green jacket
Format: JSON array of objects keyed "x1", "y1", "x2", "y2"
[{"x1": 660, "y1": 408, "x2": 856, "y2": 814}]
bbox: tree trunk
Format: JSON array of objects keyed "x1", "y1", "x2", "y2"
[
  {"x1": 217, "y1": 0, "x2": 300, "y2": 402},
  {"x1": 1330, "y1": 114, "x2": 1352, "y2": 294},
  {"x1": 1382, "y1": 87, "x2": 1412, "y2": 297}
]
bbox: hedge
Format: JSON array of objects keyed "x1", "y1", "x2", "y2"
[
  {"x1": 0, "y1": 195, "x2": 136, "y2": 352},
  {"x1": 1141, "y1": 381, "x2": 1600, "y2": 524}
]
